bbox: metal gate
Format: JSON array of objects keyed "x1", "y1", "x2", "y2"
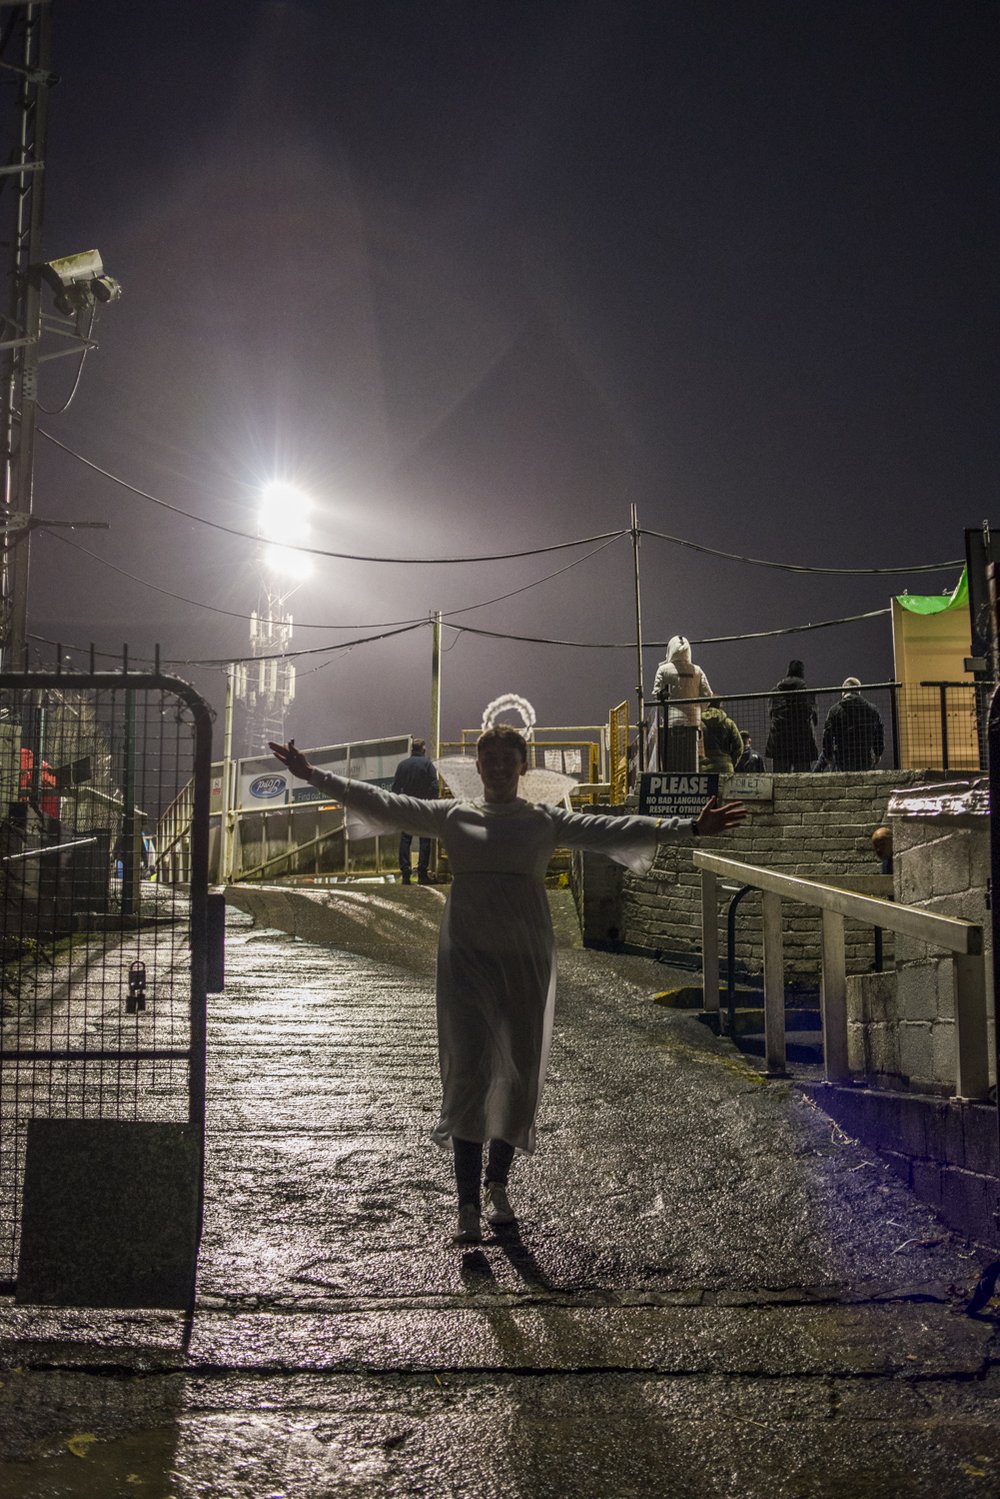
[{"x1": 0, "y1": 671, "x2": 214, "y2": 1309}]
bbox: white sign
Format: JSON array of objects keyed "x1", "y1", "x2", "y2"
[
  {"x1": 639, "y1": 772, "x2": 718, "y2": 819},
  {"x1": 724, "y1": 774, "x2": 774, "y2": 801}
]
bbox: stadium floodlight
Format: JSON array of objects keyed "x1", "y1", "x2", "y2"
[
  {"x1": 258, "y1": 481, "x2": 313, "y2": 579},
  {"x1": 41, "y1": 249, "x2": 122, "y2": 315}
]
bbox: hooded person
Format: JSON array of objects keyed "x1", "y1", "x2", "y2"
[
  {"x1": 766, "y1": 658, "x2": 817, "y2": 772},
  {"x1": 651, "y1": 635, "x2": 712, "y2": 771},
  {"x1": 700, "y1": 699, "x2": 743, "y2": 775}
]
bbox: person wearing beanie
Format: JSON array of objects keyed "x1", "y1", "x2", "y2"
[
  {"x1": 392, "y1": 736, "x2": 439, "y2": 883},
  {"x1": 765, "y1": 659, "x2": 817, "y2": 772},
  {"x1": 821, "y1": 677, "x2": 885, "y2": 771}
]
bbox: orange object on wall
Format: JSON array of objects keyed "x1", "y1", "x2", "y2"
[{"x1": 18, "y1": 747, "x2": 61, "y2": 817}]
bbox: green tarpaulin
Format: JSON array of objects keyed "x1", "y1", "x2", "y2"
[{"x1": 895, "y1": 567, "x2": 968, "y2": 615}]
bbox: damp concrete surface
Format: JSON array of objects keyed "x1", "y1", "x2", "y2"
[{"x1": 2, "y1": 885, "x2": 1000, "y2": 1497}]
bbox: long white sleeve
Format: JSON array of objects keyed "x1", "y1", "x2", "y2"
[{"x1": 307, "y1": 768, "x2": 448, "y2": 840}]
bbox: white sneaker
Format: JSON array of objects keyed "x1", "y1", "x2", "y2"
[
  {"x1": 484, "y1": 1180, "x2": 515, "y2": 1225},
  {"x1": 455, "y1": 1203, "x2": 482, "y2": 1243}
]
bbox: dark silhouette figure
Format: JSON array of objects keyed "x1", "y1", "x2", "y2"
[
  {"x1": 822, "y1": 679, "x2": 885, "y2": 770},
  {"x1": 736, "y1": 731, "x2": 765, "y2": 773},
  {"x1": 391, "y1": 737, "x2": 438, "y2": 883},
  {"x1": 766, "y1": 659, "x2": 817, "y2": 772}
]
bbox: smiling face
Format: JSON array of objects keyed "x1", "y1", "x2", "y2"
[{"x1": 475, "y1": 736, "x2": 528, "y2": 803}]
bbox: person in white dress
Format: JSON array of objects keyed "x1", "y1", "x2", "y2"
[{"x1": 271, "y1": 726, "x2": 746, "y2": 1243}]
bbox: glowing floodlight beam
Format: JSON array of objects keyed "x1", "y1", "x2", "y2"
[{"x1": 258, "y1": 482, "x2": 313, "y2": 578}]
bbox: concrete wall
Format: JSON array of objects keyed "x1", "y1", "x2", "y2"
[
  {"x1": 803, "y1": 1082, "x2": 999, "y2": 1248},
  {"x1": 876, "y1": 779, "x2": 992, "y2": 1094},
  {"x1": 612, "y1": 770, "x2": 931, "y2": 984}
]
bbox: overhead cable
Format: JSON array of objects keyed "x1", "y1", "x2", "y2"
[
  {"x1": 641, "y1": 527, "x2": 961, "y2": 574},
  {"x1": 38, "y1": 429, "x2": 960, "y2": 576},
  {"x1": 443, "y1": 606, "x2": 891, "y2": 649},
  {"x1": 30, "y1": 602, "x2": 888, "y2": 673},
  {"x1": 29, "y1": 620, "x2": 426, "y2": 670},
  {"x1": 169, "y1": 620, "x2": 426, "y2": 668},
  {"x1": 45, "y1": 527, "x2": 623, "y2": 629},
  {"x1": 37, "y1": 428, "x2": 625, "y2": 563}
]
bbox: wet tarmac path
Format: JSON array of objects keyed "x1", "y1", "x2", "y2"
[{"x1": 2, "y1": 888, "x2": 999, "y2": 1496}]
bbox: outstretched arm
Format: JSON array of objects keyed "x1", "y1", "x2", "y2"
[
  {"x1": 691, "y1": 795, "x2": 747, "y2": 838},
  {"x1": 270, "y1": 738, "x2": 445, "y2": 840},
  {"x1": 270, "y1": 740, "x2": 313, "y2": 781}
]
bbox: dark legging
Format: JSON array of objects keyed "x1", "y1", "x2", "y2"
[{"x1": 453, "y1": 1137, "x2": 515, "y2": 1209}]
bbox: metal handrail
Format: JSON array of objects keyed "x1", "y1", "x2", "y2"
[
  {"x1": 695, "y1": 849, "x2": 987, "y2": 1098},
  {"x1": 2, "y1": 834, "x2": 98, "y2": 863}
]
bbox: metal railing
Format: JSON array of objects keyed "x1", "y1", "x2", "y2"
[
  {"x1": 648, "y1": 681, "x2": 990, "y2": 773},
  {"x1": 694, "y1": 849, "x2": 987, "y2": 1098}
]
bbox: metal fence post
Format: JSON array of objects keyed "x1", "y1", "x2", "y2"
[
  {"x1": 889, "y1": 684, "x2": 901, "y2": 768},
  {"x1": 939, "y1": 683, "x2": 949, "y2": 771},
  {"x1": 953, "y1": 953, "x2": 990, "y2": 1101},
  {"x1": 761, "y1": 891, "x2": 787, "y2": 1076},
  {"x1": 121, "y1": 688, "x2": 137, "y2": 917},
  {"x1": 821, "y1": 909, "x2": 850, "y2": 1081},
  {"x1": 701, "y1": 869, "x2": 719, "y2": 1015}
]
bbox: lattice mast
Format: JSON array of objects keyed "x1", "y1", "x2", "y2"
[
  {"x1": 0, "y1": 4, "x2": 52, "y2": 669},
  {"x1": 233, "y1": 570, "x2": 297, "y2": 754}
]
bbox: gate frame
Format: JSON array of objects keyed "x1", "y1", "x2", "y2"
[{"x1": 0, "y1": 669, "x2": 214, "y2": 1313}]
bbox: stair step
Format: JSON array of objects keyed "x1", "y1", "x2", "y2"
[{"x1": 737, "y1": 1029, "x2": 824, "y2": 1062}]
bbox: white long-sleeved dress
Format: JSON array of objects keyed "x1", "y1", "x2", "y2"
[{"x1": 307, "y1": 768, "x2": 687, "y2": 1153}]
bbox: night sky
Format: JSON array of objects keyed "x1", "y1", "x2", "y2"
[{"x1": 26, "y1": 0, "x2": 997, "y2": 752}]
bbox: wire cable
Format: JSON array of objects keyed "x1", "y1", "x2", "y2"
[
  {"x1": 36, "y1": 306, "x2": 96, "y2": 415},
  {"x1": 38, "y1": 429, "x2": 962, "y2": 575},
  {"x1": 44, "y1": 526, "x2": 626, "y2": 629},
  {"x1": 443, "y1": 605, "x2": 891, "y2": 649},
  {"x1": 36, "y1": 428, "x2": 626, "y2": 564},
  {"x1": 170, "y1": 620, "x2": 426, "y2": 668},
  {"x1": 640, "y1": 527, "x2": 961, "y2": 574},
  {"x1": 30, "y1": 601, "x2": 889, "y2": 674},
  {"x1": 28, "y1": 619, "x2": 427, "y2": 670}
]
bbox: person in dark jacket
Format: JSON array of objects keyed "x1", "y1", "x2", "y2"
[
  {"x1": 736, "y1": 731, "x2": 765, "y2": 773},
  {"x1": 821, "y1": 678, "x2": 885, "y2": 771},
  {"x1": 391, "y1": 738, "x2": 439, "y2": 883},
  {"x1": 766, "y1": 659, "x2": 817, "y2": 772}
]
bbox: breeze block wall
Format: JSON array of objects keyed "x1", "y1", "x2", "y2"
[
  {"x1": 884, "y1": 779, "x2": 993, "y2": 1093},
  {"x1": 610, "y1": 769, "x2": 933, "y2": 985}
]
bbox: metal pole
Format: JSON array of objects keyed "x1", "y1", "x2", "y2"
[
  {"x1": 889, "y1": 683, "x2": 901, "y2": 768},
  {"x1": 989, "y1": 685, "x2": 1000, "y2": 1225},
  {"x1": 726, "y1": 885, "x2": 754, "y2": 1036},
  {"x1": 121, "y1": 687, "x2": 138, "y2": 916},
  {"x1": 430, "y1": 610, "x2": 442, "y2": 761},
  {"x1": 987, "y1": 563, "x2": 1000, "y2": 683},
  {"x1": 3, "y1": 7, "x2": 52, "y2": 670},
  {"x1": 221, "y1": 664, "x2": 235, "y2": 882},
  {"x1": 630, "y1": 504, "x2": 646, "y2": 772}
]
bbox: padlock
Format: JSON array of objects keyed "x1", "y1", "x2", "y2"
[{"x1": 126, "y1": 959, "x2": 147, "y2": 1014}]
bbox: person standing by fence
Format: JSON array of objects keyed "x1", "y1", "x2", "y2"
[
  {"x1": 652, "y1": 635, "x2": 712, "y2": 772},
  {"x1": 766, "y1": 659, "x2": 817, "y2": 772},
  {"x1": 391, "y1": 737, "x2": 438, "y2": 884},
  {"x1": 700, "y1": 699, "x2": 743, "y2": 775},
  {"x1": 821, "y1": 679, "x2": 885, "y2": 770}
]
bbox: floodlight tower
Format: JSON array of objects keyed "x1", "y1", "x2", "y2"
[
  {"x1": 0, "y1": 8, "x2": 122, "y2": 669},
  {"x1": 0, "y1": 5, "x2": 53, "y2": 668},
  {"x1": 234, "y1": 482, "x2": 312, "y2": 754}
]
